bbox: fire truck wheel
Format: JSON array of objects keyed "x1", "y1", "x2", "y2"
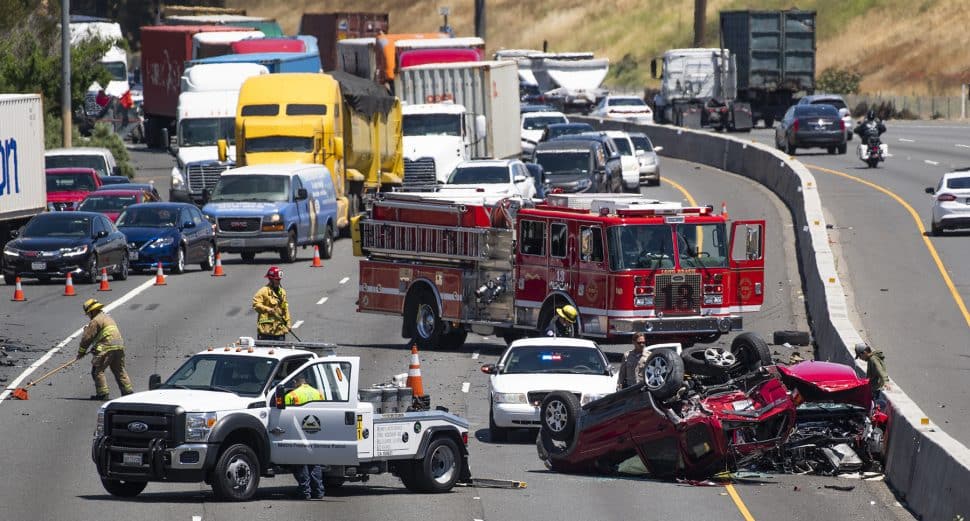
[
  {"x1": 406, "y1": 290, "x2": 443, "y2": 350},
  {"x1": 772, "y1": 330, "x2": 810, "y2": 346},
  {"x1": 540, "y1": 391, "x2": 580, "y2": 442},
  {"x1": 731, "y1": 333, "x2": 772, "y2": 373},
  {"x1": 642, "y1": 349, "x2": 684, "y2": 401}
]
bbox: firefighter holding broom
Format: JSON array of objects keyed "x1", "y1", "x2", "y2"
[
  {"x1": 252, "y1": 266, "x2": 292, "y2": 341},
  {"x1": 77, "y1": 298, "x2": 134, "y2": 400}
]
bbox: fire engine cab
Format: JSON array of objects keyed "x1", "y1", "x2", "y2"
[{"x1": 354, "y1": 192, "x2": 765, "y2": 348}]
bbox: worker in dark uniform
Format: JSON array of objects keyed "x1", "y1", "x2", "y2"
[
  {"x1": 77, "y1": 298, "x2": 134, "y2": 400},
  {"x1": 252, "y1": 266, "x2": 291, "y2": 341},
  {"x1": 285, "y1": 373, "x2": 325, "y2": 500},
  {"x1": 617, "y1": 332, "x2": 648, "y2": 390},
  {"x1": 545, "y1": 305, "x2": 578, "y2": 337}
]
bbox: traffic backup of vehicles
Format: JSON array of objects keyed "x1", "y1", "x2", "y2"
[
  {"x1": 46, "y1": 168, "x2": 102, "y2": 211},
  {"x1": 202, "y1": 164, "x2": 338, "y2": 263},
  {"x1": 401, "y1": 102, "x2": 486, "y2": 188},
  {"x1": 116, "y1": 203, "x2": 216, "y2": 274},
  {"x1": 533, "y1": 140, "x2": 609, "y2": 194},
  {"x1": 650, "y1": 48, "x2": 752, "y2": 131},
  {"x1": 443, "y1": 159, "x2": 537, "y2": 200},
  {"x1": 355, "y1": 192, "x2": 765, "y2": 349},
  {"x1": 92, "y1": 339, "x2": 471, "y2": 501}
]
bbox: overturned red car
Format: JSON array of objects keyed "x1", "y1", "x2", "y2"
[{"x1": 536, "y1": 336, "x2": 881, "y2": 479}]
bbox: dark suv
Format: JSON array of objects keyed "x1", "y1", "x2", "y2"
[
  {"x1": 550, "y1": 132, "x2": 624, "y2": 192},
  {"x1": 533, "y1": 140, "x2": 610, "y2": 193}
]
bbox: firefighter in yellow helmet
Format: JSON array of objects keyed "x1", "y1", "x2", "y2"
[
  {"x1": 252, "y1": 266, "x2": 291, "y2": 341},
  {"x1": 77, "y1": 298, "x2": 134, "y2": 400},
  {"x1": 546, "y1": 304, "x2": 578, "y2": 337}
]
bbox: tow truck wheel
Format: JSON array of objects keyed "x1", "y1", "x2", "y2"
[
  {"x1": 101, "y1": 478, "x2": 147, "y2": 498},
  {"x1": 731, "y1": 332, "x2": 772, "y2": 373},
  {"x1": 407, "y1": 290, "x2": 443, "y2": 350},
  {"x1": 413, "y1": 436, "x2": 462, "y2": 492},
  {"x1": 540, "y1": 391, "x2": 580, "y2": 442},
  {"x1": 211, "y1": 443, "x2": 261, "y2": 501},
  {"x1": 397, "y1": 461, "x2": 421, "y2": 491},
  {"x1": 642, "y1": 349, "x2": 684, "y2": 400}
]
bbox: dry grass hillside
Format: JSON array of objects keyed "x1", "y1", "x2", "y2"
[{"x1": 227, "y1": 0, "x2": 970, "y2": 95}]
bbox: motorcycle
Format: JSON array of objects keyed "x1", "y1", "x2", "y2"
[{"x1": 855, "y1": 122, "x2": 888, "y2": 168}]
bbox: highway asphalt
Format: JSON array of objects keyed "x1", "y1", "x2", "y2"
[
  {"x1": 748, "y1": 121, "x2": 970, "y2": 448},
  {"x1": 0, "y1": 146, "x2": 914, "y2": 520}
]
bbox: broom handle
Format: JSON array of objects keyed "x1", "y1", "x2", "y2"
[{"x1": 25, "y1": 358, "x2": 77, "y2": 388}]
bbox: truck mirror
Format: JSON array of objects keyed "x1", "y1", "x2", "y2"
[
  {"x1": 217, "y1": 139, "x2": 227, "y2": 162},
  {"x1": 474, "y1": 115, "x2": 487, "y2": 140},
  {"x1": 332, "y1": 136, "x2": 344, "y2": 161},
  {"x1": 925, "y1": 187, "x2": 934, "y2": 194},
  {"x1": 295, "y1": 188, "x2": 308, "y2": 200},
  {"x1": 148, "y1": 374, "x2": 161, "y2": 390},
  {"x1": 274, "y1": 386, "x2": 286, "y2": 409},
  {"x1": 650, "y1": 58, "x2": 659, "y2": 79}
]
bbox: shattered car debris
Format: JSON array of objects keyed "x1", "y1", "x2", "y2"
[{"x1": 536, "y1": 335, "x2": 886, "y2": 479}]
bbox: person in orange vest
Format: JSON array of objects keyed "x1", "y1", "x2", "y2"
[{"x1": 285, "y1": 373, "x2": 325, "y2": 499}]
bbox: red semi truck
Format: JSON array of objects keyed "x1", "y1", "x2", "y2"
[{"x1": 140, "y1": 25, "x2": 252, "y2": 149}]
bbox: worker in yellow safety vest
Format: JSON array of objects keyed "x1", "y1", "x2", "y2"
[
  {"x1": 285, "y1": 373, "x2": 326, "y2": 499},
  {"x1": 252, "y1": 266, "x2": 291, "y2": 341},
  {"x1": 77, "y1": 298, "x2": 134, "y2": 400}
]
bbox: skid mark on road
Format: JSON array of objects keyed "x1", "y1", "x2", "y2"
[
  {"x1": 808, "y1": 163, "x2": 970, "y2": 330},
  {"x1": 1, "y1": 277, "x2": 157, "y2": 402}
]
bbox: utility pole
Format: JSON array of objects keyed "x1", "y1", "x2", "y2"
[
  {"x1": 61, "y1": 0, "x2": 72, "y2": 147},
  {"x1": 474, "y1": 0, "x2": 486, "y2": 39},
  {"x1": 693, "y1": 0, "x2": 707, "y2": 47}
]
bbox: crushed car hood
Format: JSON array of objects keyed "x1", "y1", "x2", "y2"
[{"x1": 777, "y1": 361, "x2": 872, "y2": 409}]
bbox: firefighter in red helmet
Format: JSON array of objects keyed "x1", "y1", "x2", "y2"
[{"x1": 252, "y1": 266, "x2": 291, "y2": 340}]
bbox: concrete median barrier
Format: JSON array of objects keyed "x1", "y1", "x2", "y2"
[{"x1": 578, "y1": 116, "x2": 970, "y2": 520}]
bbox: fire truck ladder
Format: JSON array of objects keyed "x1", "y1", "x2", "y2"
[{"x1": 359, "y1": 219, "x2": 491, "y2": 262}]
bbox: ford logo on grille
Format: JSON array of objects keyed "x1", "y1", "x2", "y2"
[{"x1": 127, "y1": 421, "x2": 149, "y2": 433}]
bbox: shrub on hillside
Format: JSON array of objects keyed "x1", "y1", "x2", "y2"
[{"x1": 817, "y1": 67, "x2": 862, "y2": 95}]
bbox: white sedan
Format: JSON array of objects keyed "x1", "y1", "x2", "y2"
[
  {"x1": 590, "y1": 95, "x2": 653, "y2": 123},
  {"x1": 481, "y1": 337, "x2": 617, "y2": 442},
  {"x1": 926, "y1": 169, "x2": 970, "y2": 235},
  {"x1": 443, "y1": 159, "x2": 538, "y2": 200}
]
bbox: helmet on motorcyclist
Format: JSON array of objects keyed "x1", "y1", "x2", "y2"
[{"x1": 866, "y1": 109, "x2": 876, "y2": 121}]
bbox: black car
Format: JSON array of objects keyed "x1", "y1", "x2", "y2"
[
  {"x1": 2, "y1": 211, "x2": 129, "y2": 284},
  {"x1": 775, "y1": 104, "x2": 847, "y2": 155},
  {"x1": 533, "y1": 140, "x2": 609, "y2": 194},
  {"x1": 539, "y1": 123, "x2": 594, "y2": 143},
  {"x1": 99, "y1": 175, "x2": 131, "y2": 186},
  {"x1": 551, "y1": 132, "x2": 624, "y2": 192},
  {"x1": 96, "y1": 182, "x2": 161, "y2": 200}
]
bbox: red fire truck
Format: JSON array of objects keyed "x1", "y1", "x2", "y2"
[{"x1": 354, "y1": 192, "x2": 765, "y2": 349}]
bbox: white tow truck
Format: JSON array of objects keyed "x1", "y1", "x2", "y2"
[{"x1": 91, "y1": 338, "x2": 471, "y2": 501}]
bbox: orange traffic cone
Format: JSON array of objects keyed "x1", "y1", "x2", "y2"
[
  {"x1": 406, "y1": 345, "x2": 424, "y2": 398},
  {"x1": 721, "y1": 201, "x2": 729, "y2": 219},
  {"x1": 98, "y1": 268, "x2": 112, "y2": 291},
  {"x1": 154, "y1": 262, "x2": 166, "y2": 286},
  {"x1": 64, "y1": 273, "x2": 76, "y2": 296},
  {"x1": 310, "y1": 245, "x2": 323, "y2": 268},
  {"x1": 211, "y1": 252, "x2": 226, "y2": 277},
  {"x1": 10, "y1": 276, "x2": 26, "y2": 301}
]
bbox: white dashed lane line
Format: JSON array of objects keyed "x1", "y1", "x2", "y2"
[
  {"x1": 339, "y1": 277, "x2": 350, "y2": 284},
  {"x1": 472, "y1": 351, "x2": 480, "y2": 360},
  {"x1": 461, "y1": 382, "x2": 470, "y2": 393},
  {"x1": 898, "y1": 138, "x2": 915, "y2": 142},
  {"x1": 957, "y1": 144, "x2": 970, "y2": 149},
  {"x1": 292, "y1": 320, "x2": 305, "y2": 329},
  {"x1": 925, "y1": 159, "x2": 940, "y2": 166},
  {"x1": 316, "y1": 296, "x2": 328, "y2": 305}
]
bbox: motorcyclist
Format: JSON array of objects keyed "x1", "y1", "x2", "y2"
[{"x1": 854, "y1": 109, "x2": 886, "y2": 145}]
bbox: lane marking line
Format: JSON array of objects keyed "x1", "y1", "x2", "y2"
[
  {"x1": 339, "y1": 277, "x2": 350, "y2": 284},
  {"x1": 659, "y1": 175, "x2": 757, "y2": 521},
  {"x1": 461, "y1": 382, "x2": 470, "y2": 393},
  {"x1": 0, "y1": 277, "x2": 157, "y2": 402},
  {"x1": 193, "y1": 516, "x2": 202, "y2": 521},
  {"x1": 292, "y1": 320, "x2": 304, "y2": 329},
  {"x1": 725, "y1": 484, "x2": 756, "y2": 521},
  {"x1": 956, "y1": 144, "x2": 970, "y2": 149},
  {"x1": 925, "y1": 160, "x2": 940, "y2": 166},
  {"x1": 316, "y1": 296, "x2": 329, "y2": 305},
  {"x1": 472, "y1": 351, "x2": 480, "y2": 360},
  {"x1": 808, "y1": 163, "x2": 970, "y2": 330},
  {"x1": 898, "y1": 138, "x2": 915, "y2": 143}
]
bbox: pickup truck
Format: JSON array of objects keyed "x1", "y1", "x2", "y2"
[{"x1": 91, "y1": 338, "x2": 471, "y2": 501}]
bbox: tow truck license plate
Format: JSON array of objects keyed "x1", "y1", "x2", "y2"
[
  {"x1": 129, "y1": 251, "x2": 138, "y2": 261},
  {"x1": 122, "y1": 453, "x2": 142, "y2": 466},
  {"x1": 30, "y1": 262, "x2": 46, "y2": 270}
]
